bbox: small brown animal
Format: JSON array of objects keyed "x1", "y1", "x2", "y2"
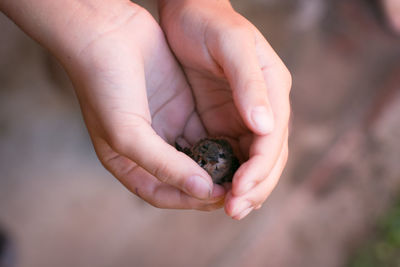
[{"x1": 176, "y1": 138, "x2": 239, "y2": 184}]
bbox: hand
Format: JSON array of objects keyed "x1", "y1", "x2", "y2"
[
  {"x1": 69, "y1": 4, "x2": 228, "y2": 210},
  {"x1": 382, "y1": 0, "x2": 400, "y2": 33},
  {"x1": 159, "y1": 0, "x2": 291, "y2": 219},
  {"x1": 1, "y1": 0, "x2": 225, "y2": 210}
]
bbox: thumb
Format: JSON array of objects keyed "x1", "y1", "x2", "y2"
[
  {"x1": 109, "y1": 120, "x2": 214, "y2": 200},
  {"x1": 77, "y1": 58, "x2": 214, "y2": 200},
  {"x1": 209, "y1": 26, "x2": 274, "y2": 135}
]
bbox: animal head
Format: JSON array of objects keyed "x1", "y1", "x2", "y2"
[{"x1": 197, "y1": 140, "x2": 227, "y2": 164}]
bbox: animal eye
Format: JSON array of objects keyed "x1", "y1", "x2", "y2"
[{"x1": 219, "y1": 153, "x2": 226, "y2": 158}]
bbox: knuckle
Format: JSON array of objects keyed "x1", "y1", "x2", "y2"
[
  {"x1": 107, "y1": 133, "x2": 128, "y2": 154},
  {"x1": 97, "y1": 152, "x2": 119, "y2": 173},
  {"x1": 107, "y1": 115, "x2": 148, "y2": 153},
  {"x1": 227, "y1": 23, "x2": 251, "y2": 38},
  {"x1": 282, "y1": 66, "x2": 292, "y2": 93},
  {"x1": 92, "y1": 140, "x2": 134, "y2": 178},
  {"x1": 243, "y1": 77, "x2": 267, "y2": 94},
  {"x1": 108, "y1": 132, "x2": 138, "y2": 156},
  {"x1": 148, "y1": 188, "x2": 166, "y2": 209},
  {"x1": 255, "y1": 194, "x2": 268, "y2": 208},
  {"x1": 92, "y1": 141, "x2": 115, "y2": 169},
  {"x1": 153, "y1": 161, "x2": 173, "y2": 184},
  {"x1": 217, "y1": 22, "x2": 252, "y2": 46}
]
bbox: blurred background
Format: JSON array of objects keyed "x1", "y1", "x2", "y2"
[{"x1": 1, "y1": 0, "x2": 400, "y2": 266}]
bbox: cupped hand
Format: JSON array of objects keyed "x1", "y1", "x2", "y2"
[
  {"x1": 159, "y1": 0, "x2": 291, "y2": 219},
  {"x1": 61, "y1": 2, "x2": 225, "y2": 210}
]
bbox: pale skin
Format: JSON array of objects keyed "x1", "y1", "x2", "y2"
[
  {"x1": 0, "y1": 0, "x2": 291, "y2": 220},
  {"x1": 382, "y1": 0, "x2": 400, "y2": 33}
]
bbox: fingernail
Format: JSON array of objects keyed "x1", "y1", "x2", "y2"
[
  {"x1": 184, "y1": 175, "x2": 212, "y2": 199},
  {"x1": 231, "y1": 200, "x2": 252, "y2": 218},
  {"x1": 238, "y1": 181, "x2": 256, "y2": 195},
  {"x1": 233, "y1": 207, "x2": 254, "y2": 220},
  {"x1": 251, "y1": 106, "x2": 274, "y2": 134}
]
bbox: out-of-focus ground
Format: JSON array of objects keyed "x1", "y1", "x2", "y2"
[
  {"x1": 349, "y1": 197, "x2": 400, "y2": 267},
  {"x1": 0, "y1": 0, "x2": 400, "y2": 266}
]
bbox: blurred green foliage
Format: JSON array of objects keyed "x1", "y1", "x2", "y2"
[{"x1": 349, "y1": 198, "x2": 400, "y2": 267}]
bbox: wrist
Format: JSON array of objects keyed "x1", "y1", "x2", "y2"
[
  {"x1": 158, "y1": 0, "x2": 232, "y2": 14},
  {"x1": 158, "y1": 0, "x2": 234, "y2": 33},
  {"x1": 1, "y1": 0, "x2": 138, "y2": 64}
]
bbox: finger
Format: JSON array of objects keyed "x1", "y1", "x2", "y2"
[
  {"x1": 231, "y1": 31, "x2": 291, "y2": 196},
  {"x1": 225, "y1": 142, "x2": 288, "y2": 219},
  {"x1": 254, "y1": 204, "x2": 262, "y2": 210},
  {"x1": 107, "y1": 118, "x2": 217, "y2": 200},
  {"x1": 79, "y1": 51, "x2": 215, "y2": 200},
  {"x1": 382, "y1": 0, "x2": 400, "y2": 32},
  {"x1": 208, "y1": 24, "x2": 275, "y2": 135},
  {"x1": 232, "y1": 129, "x2": 288, "y2": 196},
  {"x1": 254, "y1": 31, "x2": 292, "y2": 99},
  {"x1": 149, "y1": 183, "x2": 225, "y2": 211},
  {"x1": 95, "y1": 138, "x2": 226, "y2": 210}
]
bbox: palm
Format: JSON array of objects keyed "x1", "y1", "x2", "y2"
[
  {"x1": 75, "y1": 12, "x2": 204, "y2": 149},
  {"x1": 159, "y1": 7, "x2": 259, "y2": 162},
  {"x1": 144, "y1": 43, "x2": 206, "y2": 145},
  {"x1": 140, "y1": 34, "x2": 206, "y2": 145},
  {"x1": 160, "y1": 2, "x2": 291, "y2": 218},
  {"x1": 183, "y1": 70, "x2": 251, "y2": 160},
  {"x1": 69, "y1": 8, "x2": 222, "y2": 210}
]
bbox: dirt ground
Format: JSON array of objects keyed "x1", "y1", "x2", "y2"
[{"x1": 1, "y1": 0, "x2": 400, "y2": 266}]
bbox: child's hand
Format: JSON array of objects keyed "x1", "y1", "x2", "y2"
[
  {"x1": 159, "y1": 0, "x2": 291, "y2": 219},
  {"x1": 382, "y1": 0, "x2": 400, "y2": 33},
  {"x1": 1, "y1": 0, "x2": 225, "y2": 210},
  {"x1": 71, "y1": 6, "x2": 227, "y2": 210}
]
